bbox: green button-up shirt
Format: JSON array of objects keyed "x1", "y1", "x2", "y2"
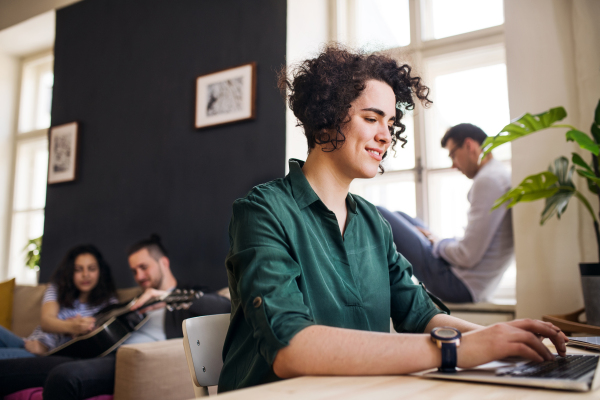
[{"x1": 218, "y1": 159, "x2": 444, "y2": 392}]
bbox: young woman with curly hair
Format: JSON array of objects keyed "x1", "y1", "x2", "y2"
[
  {"x1": 218, "y1": 44, "x2": 567, "y2": 392},
  {"x1": 0, "y1": 244, "x2": 117, "y2": 359}
]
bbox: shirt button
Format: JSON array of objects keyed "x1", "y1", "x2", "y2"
[{"x1": 253, "y1": 297, "x2": 262, "y2": 308}]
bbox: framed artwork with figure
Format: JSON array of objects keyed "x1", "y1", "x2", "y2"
[
  {"x1": 48, "y1": 122, "x2": 79, "y2": 184},
  {"x1": 195, "y1": 62, "x2": 257, "y2": 129}
]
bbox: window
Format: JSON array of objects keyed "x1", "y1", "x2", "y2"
[
  {"x1": 18, "y1": 54, "x2": 54, "y2": 133},
  {"x1": 6, "y1": 52, "x2": 53, "y2": 285},
  {"x1": 342, "y1": 0, "x2": 515, "y2": 300},
  {"x1": 353, "y1": 0, "x2": 410, "y2": 51},
  {"x1": 424, "y1": 45, "x2": 511, "y2": 239},
  {"x1": 421, "y1": 0, "x2": 504, "y2": 40}
]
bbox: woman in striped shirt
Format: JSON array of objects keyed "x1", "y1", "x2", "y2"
[{"x1": 0, "y1": 244, "x2": 117, "y2": 359}]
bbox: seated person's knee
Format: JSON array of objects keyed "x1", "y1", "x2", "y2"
[{"x1": 45, "y1": 363, "x2": 80, "y2": 399}]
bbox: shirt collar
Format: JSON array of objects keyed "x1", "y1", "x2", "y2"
[
  {"x1": 474, "y1": 157, "x2": 497, "y2": 178},
  {"x1": 288, "y1": 158, "x2": 358, "y2": 214},
  {"x1": 288, "y1": 159, "x2": 320, "y2": 209}
]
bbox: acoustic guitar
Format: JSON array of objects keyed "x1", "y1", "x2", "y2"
[{"x1": 45, "y1": 289, "x2": 202, "y2": 358}]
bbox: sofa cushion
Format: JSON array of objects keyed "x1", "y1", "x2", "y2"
[
  {"x1": 0, "y1": 278, "x2": 15, "y2": 330},
  {"x1": 3, "y1": 387, "x2": 43, "y2": 400},
  {"x1": 114, "y1": 338, "x2": 195, "y2": 400},
  {"x1": 12, "y1": 284, "x2": 48, "y2": 337},
  {"x1": 4, "y1": 388, "x2": 113, "y2": 400}
]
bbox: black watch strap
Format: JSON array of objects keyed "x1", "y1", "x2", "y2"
[{"x1": 439, "y1": 341, "x2": 457, "y2": 372}]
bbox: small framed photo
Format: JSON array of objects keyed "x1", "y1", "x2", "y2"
[
  {"x1": 195, "y1": 62, "x2": 256, "y2": 129},
  {"x1": 48, "y1": 122, "x2": 79, "y2": 184}
]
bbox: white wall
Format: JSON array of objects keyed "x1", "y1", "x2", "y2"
[
  {"x1": 505, "y1": 0, "x2": 600, "y2": 319},
  {"x1": 573, "y1": 0, "x2": 600, "y2": 265}
]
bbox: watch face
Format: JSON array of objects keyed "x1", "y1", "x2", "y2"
[{"x1": 434, "y1": 328, "x2": 459, "y2": 339}]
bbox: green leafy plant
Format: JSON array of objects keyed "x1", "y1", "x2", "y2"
[
  {"x1": 23, "y1": 235, "x2": 42, "y2": 270},
  {"x1": 482, "y1": 99, "x2": 600, "y2": 260}
]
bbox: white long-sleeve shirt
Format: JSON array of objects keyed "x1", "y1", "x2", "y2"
[{"x1": 432, "y1": 158, "x2": 514, "y2": 302}]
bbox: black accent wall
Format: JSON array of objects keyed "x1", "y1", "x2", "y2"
[{"x1": 41, "y1": 0, "x2": 287, "y2": 289}]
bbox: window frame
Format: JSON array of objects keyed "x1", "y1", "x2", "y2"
[
  {"x1": 3, "y1": 49, "x2": 53, "y2": 284},
  {"x1": 336, "y1": 0, "x2": 514, "y2": 301},
  {"x1": 344, "y1": 0, "x2": 506, "y2": 224}
]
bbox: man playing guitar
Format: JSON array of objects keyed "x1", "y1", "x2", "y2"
[{"x1": 0, "y1": 234, "x2": 231, "y2": 400}]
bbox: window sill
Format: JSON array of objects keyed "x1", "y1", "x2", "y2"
[{"x1": 445, "y1": 300, "x2": 516, "y2": 313}]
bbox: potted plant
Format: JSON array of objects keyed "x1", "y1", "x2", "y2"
[
  {"x1": 23, "y1": 235, "x2": 42, "y2": 282},
  {"x1": 482, "y1": 99, "x2": 600, "y2": 326}
]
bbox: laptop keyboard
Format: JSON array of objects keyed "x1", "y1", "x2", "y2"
[{"x1": 497, "y1": 355, "x2": 598, "y2": 380}]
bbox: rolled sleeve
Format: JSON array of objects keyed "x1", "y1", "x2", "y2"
[
  {"x1": 227, "y1": 198, "x2": 315, "y2": 365},
  {"x1": 432, "y1": 238, "x2": 455, "y2": 259}
]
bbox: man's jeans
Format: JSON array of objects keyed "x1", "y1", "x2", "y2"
[
  {"x1": 0, "y1": 353, "x2": 116, "y2": 400},
  {"x1": 377, "y1": 206, "x2": 472, "y2": 303}
]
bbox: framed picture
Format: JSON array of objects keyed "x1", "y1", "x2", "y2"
[
  {"x1": 195, "y1": 62, "x2": 256, "y2": 129},
  {"x1": 48, "y1": 122, "x2": 79, "y2": 184}
]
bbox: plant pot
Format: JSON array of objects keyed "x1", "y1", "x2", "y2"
[{"x1": 580, "y1": 263, "x2": 600, "y2": 326}]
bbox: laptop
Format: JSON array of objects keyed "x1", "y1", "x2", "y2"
[
  {"x1": 423, "y1": 354, "x2": 600, "y2": 392},
  {"x1": 567, "y1": 337, "x2": 600, "y2": 352}
]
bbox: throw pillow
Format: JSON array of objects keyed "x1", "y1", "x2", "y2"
[{"x1": 0, "y1": 277, "x2": 15, "y2": 330}]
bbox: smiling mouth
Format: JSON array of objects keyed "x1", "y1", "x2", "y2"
[{"x1": 366, "y1": 148, "x2": 383, "y2": 160}]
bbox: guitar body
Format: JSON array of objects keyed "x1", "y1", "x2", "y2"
[
  {"x1": 46, "y1": 312, "x2": 147, "y2": 358},
  {"x1": 44, "y1": 289, "x2": 201, "y2": 358}
]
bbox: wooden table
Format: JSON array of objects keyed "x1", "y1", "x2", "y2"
[
  {"x1": 543, "y1": 309, "x2": 600, "y2": 336},
  {"x1": 214, "y1": 344, "x2": 600, "y2": 399}
]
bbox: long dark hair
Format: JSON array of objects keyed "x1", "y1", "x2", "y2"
[{"x1": 50, "y1": 244, "x2": 117, "y2": 308}]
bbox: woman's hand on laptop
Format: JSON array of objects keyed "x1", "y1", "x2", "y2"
[
  {"x1": 504, "y1": 319, "x2": 568, "y2": 355},
  {"x1": 457, "y1": 319, "x2": 568, "y2": 369}
]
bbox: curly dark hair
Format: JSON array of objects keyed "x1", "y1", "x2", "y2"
[
  {"x1": 50, "y1": 244, "x2": 117, "y2": 308},
  {"x1": 278, "y1": 44, "x2": 432, "y2": 164}
]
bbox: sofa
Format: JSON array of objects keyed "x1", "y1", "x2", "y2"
[{"x1": 8, "y1": 284, "x2": 196, "y2": 400}]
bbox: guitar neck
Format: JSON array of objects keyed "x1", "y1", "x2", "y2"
[
  {"x1": 95, "y1": 289, "x2": 203, "y2": 326},
  {"x1": 45, "y1": 289, "x2": 204, "y2": 359}
]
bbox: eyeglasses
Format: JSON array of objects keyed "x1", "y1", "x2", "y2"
[{"x1": 448, "y1": 143, "x2": 463, "y2": 160}]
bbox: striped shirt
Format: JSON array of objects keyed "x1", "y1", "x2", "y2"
[{"x1": 27, "y1": 284, "x2": 118, "y2": 350}]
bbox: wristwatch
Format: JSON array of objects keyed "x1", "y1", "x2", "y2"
[{"x1": 430, "y1": 327, "x2": 461, "y2": 372}]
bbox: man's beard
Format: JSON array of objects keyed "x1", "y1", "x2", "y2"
[{"x1": 152, "y1": 268, "x2": 165, "y2": 290}]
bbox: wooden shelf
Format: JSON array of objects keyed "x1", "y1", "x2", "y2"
[{"x1": 542, "y1": 308, "x2": 600, "y2": 335}]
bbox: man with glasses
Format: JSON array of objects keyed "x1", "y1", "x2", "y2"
[{"x1": 378, "y1": 123, "x2": 513, "y2": 303}]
